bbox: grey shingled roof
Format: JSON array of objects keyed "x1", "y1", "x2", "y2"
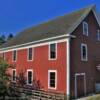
[{"x1": 0, "y1": 5, "x2": 97, "y2": 49}]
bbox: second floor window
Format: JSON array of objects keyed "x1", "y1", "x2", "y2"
[
  {"x1": 81, "y1": 43, "x2": 88, "y2": 61},
  {"x1": 28, "y1": 48, "x2": 33, "y2": 61},
  {"x1": 97, "y1": 30, "x2": 100, "y2": 41},
  {"x1": 13, "y1": 50, "x2": 17, "y2": 61},
  {"x1": 83, "y1": 21, "x2": 88, "y2": 36},
  {"x1": 49, "y1": 43, "x2": 57, "y2": 59}
]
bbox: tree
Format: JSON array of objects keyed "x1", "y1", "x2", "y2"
[
  {"x1": 7, "y1": 33, "x2": 14, "y2": 41},
  {"x1": 0, "y1": 35, "x2": 6, "y2": 45},
  {"x1": 0, "y1": 57, "x2": 9, "y2": 99}
]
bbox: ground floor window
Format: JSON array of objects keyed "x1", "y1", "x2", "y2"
[
  {"x1": 27, "y1": 69, "x2": 33, "y2": 85},
  {"x1": 48, "y1": 70, "x2": 57, "y2": 89},
  {"x1": 12, "y1": 69, "x2": 16, "y2": 82}
]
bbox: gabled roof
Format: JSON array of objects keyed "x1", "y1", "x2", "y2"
[{"x1": 0, "y1": 5, "x2": 100, "y2": 49}]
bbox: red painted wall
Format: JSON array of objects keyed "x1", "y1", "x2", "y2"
[{"x1": 2, "y1": 42, "x2": 67, "y2": 93}]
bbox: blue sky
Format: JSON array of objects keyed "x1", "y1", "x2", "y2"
[{"x1": 0, "y1": 0, "x2": 100, "y2": 36}]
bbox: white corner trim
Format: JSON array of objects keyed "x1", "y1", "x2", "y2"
[
  {"x1": 48, "y1": 42, "x2": 57, "y2": 60},
  {"x1": 27, "y1": 69, "x2": 33, "y2": 86},
  {"x1": 0, "y1": 39, "x2": 68, "y2": 53},
  {"x1": 81, "y1": 43, "x2": 88, "y2": 61},
  {"x1": 48, "y1": 70, "x2": 57, "y2": 90},
  {"x1": 66, "y1": 38, "x2": 70, "y2": 96},
  {"x1": 27, "y1": 47, "x2": 34, "y2": 61},
  {"x1": 12, "y1": 69, "x2": 16, "y2": 82},
  {"x1": 0, "y1": 34, "x2": 75, "y2": 52}
]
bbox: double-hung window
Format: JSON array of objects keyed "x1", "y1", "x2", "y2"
[
  {"x1": 49, "y1": 43, "x2": 57, "y2": 60},
  {"x1": 97, "y1": 30, "x2": 100, "y2": 41},
  {"x1": 48, "y1": 70, "x2": 57, "y2": 89},
  {"x1": 81, "y1": 43, "x2": 88, "y2": 61},
  {"x1": 12, "y1": 69, "x2": 16, "y2": 82},
  {"x1": 27, "y1": 69, "x2": 33, "y2": 85},
  {"x1": 83, "y1": 21, "x2": 88, "y2": 36},
  {"x1": 28, "y1": 48, "x2": 33, "y2": 61},
  {"x1": 13, "y1": 50, "x2": 17, "y2": 61}
]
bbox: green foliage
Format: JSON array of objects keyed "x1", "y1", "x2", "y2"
[{"x1": 7, "y1": 33, "x2": 14, "y2": 41}]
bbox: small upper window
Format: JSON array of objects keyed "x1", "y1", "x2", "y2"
[
  {"x1": 83, "y1": 21, "x2": 88, "y2": 36},
  {"x1": 97, "y1": 30, "x2": 100, "y2": 41},
  {"x1": 81, "y1": 43, "x2": 88, "y2": 61},
  {"x1": 49, "y1": 43, "x2": 57, "y2": 59},
  {"x1": 13, "y1": 50, "x2": 17, "y2": 61},
  {"x1": 28, "y1": 48, "x2": 33, "y2": 61}
]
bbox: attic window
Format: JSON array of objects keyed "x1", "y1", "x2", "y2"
[
  {"x1": 83, "y1": 21, "x2": 88, "y2": 36},
  {"x1": 97, "y1": 30, "x2": 100, "y2": 41}
]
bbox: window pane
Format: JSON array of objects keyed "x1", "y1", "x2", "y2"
[
  {"x1": 50, "y1": 72, "x2": 55, "y2": 88},
  {"x1": 28, "y1": 48, "x2": 32, "y2": 60},
  {"x1": 13, "y1": 70, "x2": 16, "y2": 81},
  {"x1": 50, "y1": 44, "x2": 56, "y2": 59},
  {"x1": 13, "y1": 50, "x2": 16, "y2": 61},
  {"x1": 28, "y1": 71, "x2": 32, "y2": 84}
]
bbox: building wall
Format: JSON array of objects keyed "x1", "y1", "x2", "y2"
[
  {"x1": 70, "y1": 11, "x2": 100, "y2": 98},
  {"x1": 2, "y1": 42, "x2": 67, "y2": 93}
]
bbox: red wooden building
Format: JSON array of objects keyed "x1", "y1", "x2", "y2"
[{"x1": 0, "y1": 5, "x2": 100, "y2": 99}]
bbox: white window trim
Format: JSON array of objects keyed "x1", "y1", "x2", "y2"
[
  {"x1": 48, "y1": 70, "x2": 57, "y2": 90},
  {"x1": 48, "y1": 42, "x2": 57, "y2": 60},
  {"x1": 12, "y1": 50, "x2": 17, "y2": 62},
  {"x1": 81, "y1": 43, "x2": 88, "y2": 61},
  {"x1": 97, "y1": 30, "x2": 100, "y2": 41},
  {"x1": 12, "y1": 69, "x2": 16, "y2": 82},
  {"x1": 27, "y1": 48, "x2": 33, "y2": 61},
  {"x1": 27, "y1": 69, "x2": 33, "y2": 86},
  {"x1": 83, "y1": 21, "x2": 88, "y2": 36}
]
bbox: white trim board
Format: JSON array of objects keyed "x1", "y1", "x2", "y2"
[
  {"x1": 0, "y1": 38, "x2": 70, "y2": 53},
  {"x1": 0, "y1": 34, "x2": 75, "y2": 52}
]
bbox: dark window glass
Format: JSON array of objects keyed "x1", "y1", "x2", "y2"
[
  {"x1": 50, "y1": 72, "x2": 55, "y2": 88},
  {"x1": 82, "y1": 46, "x2": 86, "y2": 59},
  {"x1": 12, "y1": 70, "x2": 16, "y2": 81},
  {"x1": 28, "y1": 71, "x2": 32, "y2": 84},
  {"x1": 50, "y1": 44, "x2": 56, "y2": 59},
  {"x1": 83, "y1": 22, "x2": 88, "y2": 36},
  {"x1": 13, "y1": 50, "x2": 16, "y2": 61},
  {"x1": 28, "y1": 48, "x2": 32, "y2": 60}
]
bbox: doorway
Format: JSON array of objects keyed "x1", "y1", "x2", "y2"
[{"x1": 75, "y1": 73, "x2": 86, "y2": 98}]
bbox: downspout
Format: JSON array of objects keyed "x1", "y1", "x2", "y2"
[{"x1": 66, "y1": 37, "x2": 71, "y2": 99}]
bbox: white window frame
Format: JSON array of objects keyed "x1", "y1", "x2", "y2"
[
  {"x1": 83, "y1": 21, "x2": 88, "y2": 36},
  {"x1": 27, "y1": 69, "x2": 33, "y2": 85},
  {"x1": 97, "y1": 30, "x2": 100, "y2": 41},
  {"x1": 49, "y1": 42, "x2": 57, "y2": 60},
  {"x1": 81, "y1": 43, "x2": 88, "y2": 61},
  {"x1": 12, "y1": 69, "x2": 16, "y2": 82},
  {"x1": 27, "y1": 48, "x2": 33, "y2": 61},
  {"x1": 12, "y1": 50, "x2": 17, "y2": 62},
  {"x1": 48, "y1": 70, "x2": 57, "y2": 90}
]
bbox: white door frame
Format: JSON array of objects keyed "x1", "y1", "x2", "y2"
[{"x1": 75, "y1": 73, "x2": 86, "y2": 98}]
